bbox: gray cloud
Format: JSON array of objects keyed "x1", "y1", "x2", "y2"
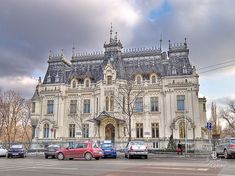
[{"x1": 0, "y1": 0, "x2": 235, "y2": 99}]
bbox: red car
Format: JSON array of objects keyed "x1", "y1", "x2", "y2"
[{"x1": 56, "y1": 141, "x2": 103, "y2": 160}]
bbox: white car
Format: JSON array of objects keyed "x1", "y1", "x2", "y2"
[
  {"x1": 124, "y1": 141, "x2": 148, "y2": 159},
  {"x1": 0, "y1": 145, "x2": 7, "y2": 157}
]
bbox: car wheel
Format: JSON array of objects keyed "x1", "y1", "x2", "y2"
[
  {"x1": 45, "y1": 155, "x2": 48, "y2": 159},
  {"x1": 113, "y1": 156, "x2": 117, "y2": 159},
  {"x1": 7, "y1": 154, "x2": 10, "y2": 158},
  {"x1": 95, "y1": 157, "x2": 100, "y2": 160},
  {"x1": 69, "y1": 158, "x2": 74, "y2": 160},
  {"x1": 128, "y1": 154, "x2": 132, "y2": 159},
  {"x1": 145, "y1": 155, "x2": 148, "y2": 159},
  {"x1": 57, "y1": 153, "x2": 65, "y2": 160},
  {"x1": 84, "y1": 152, "x2": 92, "y2": 161},
  {"x1": 224, "y1": 150, "x2": 230, "y2": 159}
]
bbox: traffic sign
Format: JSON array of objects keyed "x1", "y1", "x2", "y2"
[{"x1": 207, "y1": 122, "x2": 212, "y2": 130}]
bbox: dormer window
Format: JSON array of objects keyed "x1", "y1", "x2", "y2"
[
  {"x1": 55, "y1": 74, "x2": 59, "y2": 83},
  {"x1": 47, "y1": 74, "x2": 51, "y2": 83},
  {"x1": 172, "y1": 66, "x2": 177, "y2": 75},
  {"x1": 136, "y1": 75, "x2": 141, "y2": 84},
  {"x1": 107, "y1": 76, "x2": 112, "y2": 85},
  {"x1": 151, "y1": 75, "x2": 156, "y2": 84},
  {"x1": 85, "y1": 79, "x2": 90, "y2": 88},
  {"x1": 72, "y1": 80, "x2": 76, "y2": 88},
  {"x1": 183, "y1": 65, "x2": 187, "y2": 74}
]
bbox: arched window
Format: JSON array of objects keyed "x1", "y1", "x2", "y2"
[
  {"x1": 110, "y1": 96, "x2": 114, "y2": 111},
  {"x1": 107, "y1": 75, "x2": 112, "y2": 85},
  {"x1": 137, "y1": 76, "x2": 141, "y2": 84},
  {"x1": 72, "y1": 80, "x2": 76, "y2": 88},
  {"x1": 105, "y1": 97, "x2": 109, "y2": 111},
  {"x1": 85, "y1": 80, "x2": 89, "y2": 88},
  {"x1": 179, "y1": 121, "x2": 186, "y2": 139},
  {"x1": 43, "y1": 123, "x2": 49, "y2": 138},
  {"x1": 151, "y1": 75, "x2": 156, "y2": 83}
]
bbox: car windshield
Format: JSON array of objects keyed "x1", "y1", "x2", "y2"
[
  {"x1": 231, "y1": 139, "x2": 235, "y2": 144},
  {"x1": 101, "y1": 144, "x2": 113, "y2": 148},
  {"x1": 11, "y1": 145, "x2": 23, "y2": 149},
  {"x1": 48, "y1": 145, "x2": 60, "y2": 148},
  {"x1": 130, "y1": 141, "x2": 144, "y2": 145}
]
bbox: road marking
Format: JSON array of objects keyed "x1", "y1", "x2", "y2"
[{"x1": 144, "y1": 166, "x2": 209, "y2": 171}]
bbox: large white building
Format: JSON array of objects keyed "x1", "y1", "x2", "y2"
[{"x1": 31, "y1": 29, "x2": 207, "y2": 149}]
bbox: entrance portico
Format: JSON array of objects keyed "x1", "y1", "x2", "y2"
[{"x1": 89, "y1": 111, "x2": 125, "y2": 142}]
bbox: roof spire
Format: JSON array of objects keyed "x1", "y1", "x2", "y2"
[
  {"x1": 160, "y1": 33, "x2": 162, "y2": 51},
  {"x1": 110, "y1": 23, "x2": 113, "y2": 42},
  {"x1": 168, "y1": 40, "x2": 171, "y2": 50}
]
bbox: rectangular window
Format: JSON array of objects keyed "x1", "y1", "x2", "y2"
[
  {"x1": 135, "y1": 97, "x2": 143, "y2": 112},
  {"x1": 177, "y1": 95, "x2": 185, "y2": 111},
  {"x1": 32, "y1": 102, "x2": 35, "y2": 113},
  {"x1": 136, "y1": 123, "x2": 143, "y2": 138},
  {"x1": 70, "y1": 100, "x2": 77, "y2": 114},
  {"x1": 96, "y1": 97, "x2": 99, "y2": 113},
  {"x1": 69, "y1": 124, "x2": 75, "y2": 138},
  {"x1": 47, "y1": 100, "x2": 54, "y2": 114},
  {"x1": 107, "y1": 76, "x2": 112, "y2": 85},
  {"x1": 82, "y1": 124, "x2": 89, "y2": 138},
  {"x1": 83, "y1": 99, "x2": 90, "y2": 113},
  {"x1": 152, "y1": 141, "x2": 159, "y2": 149},
  {"x1": 151, "y1": 123, "x2": 159, "y2": 138},
  {"x1": 150, "y1": 97, "x2": 159, "y2": 112},
  {"x1": 203, "y1": 103, "x2": 206, "y2": 112}
]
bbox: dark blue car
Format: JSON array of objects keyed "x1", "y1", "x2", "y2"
[
  {"x1": 7, "y1": 145, "x2": 26, "y2": 158},
  {"x1": 101, "y1": 143, "x2": 116, "y2": 158}
]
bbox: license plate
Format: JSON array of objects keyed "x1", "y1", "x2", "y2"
[{"x1": 12, "y1": 153, "x2": 18, "y2": 155}]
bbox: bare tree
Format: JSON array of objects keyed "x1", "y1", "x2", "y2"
[
  {"x1": 0, "y1": 90, "x2": 32, "y2": 148},
  {"x1": 115, "y1": 73, "x2": 145, "y2": 142},
  {"x1": 210, "y1": 102, "x2": 221, "y2": 138},
  {"x1": 67, "y1": 100, "x2": 84, "y2": 137},
  {"x1": 220, "y1": 101, "x2": 235, "y2": 132}
]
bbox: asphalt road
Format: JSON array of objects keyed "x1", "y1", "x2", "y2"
[{"x1": 0, "y1": 156, "x2": 234, "y2": 176}]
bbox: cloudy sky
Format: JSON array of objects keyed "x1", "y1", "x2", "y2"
[{"x1": 0, "y1": 0, "x2": 235, "y2": 108}]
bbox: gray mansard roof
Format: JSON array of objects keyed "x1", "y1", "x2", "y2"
[{"x1": 43, "y1": 37, "x2": 193, "y2": 84}]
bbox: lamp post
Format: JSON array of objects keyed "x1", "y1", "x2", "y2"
[{"x1": 184, "y1": 110, "x2": 188, "y2": 155}]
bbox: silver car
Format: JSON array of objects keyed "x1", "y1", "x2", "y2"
[
  {"x1": 0, "y1": 145, "x2": 7, "y2": 157},
  {"x1": 215, "y1": 138, "x2": 235, "y2": 159},
  {"x1": 124, "y1": 141, "x2": 148, "y2": 159}
]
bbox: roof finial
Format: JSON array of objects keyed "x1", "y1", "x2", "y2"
[
  {"x1": 115, "y1": 32, "x2": 118, "y2": 42},
  {"x1": 49, "y1": 50, "x2": 52, "y2": 59},
  {"x1": 72, "y1": 42, "x2": 75, "y2": 57},
  {"x1": 61, "y1": 49, "x2": 64, "y2": 57},
  {"x1": 160, "y1": 33, "x2": 162, "y2": 51},
  {"x1": 184, "y1": 37, "x2": 187, "y2": 48},
  {"x1": 168, "y1": 40, "x2": 171, "y2": 50},
  {"x1": 110, "y1": 22, "x2": 113, "y2": 42}
]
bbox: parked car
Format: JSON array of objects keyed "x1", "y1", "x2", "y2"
[
  {"x1": 101, "y1": 141, "x2": 117, "y2": 158},
  {"x1": 7, "y1": 144, "x2": 26, "y2": 158},
  {"x1": 56, "y1": 141, "x2": 103, "y2": 160},
  {"x1": 124, "y1": 141, "x2": 148, "y2": 159},
  {"x1": 45, "y1": 144, "x2": 60, "y2": 159},
  {"x1": 216, "y1": 138, "x2": 235, "y2": 159},
  {"x1": 0, "y1": 145, "x2": 7, "y2": 157}
]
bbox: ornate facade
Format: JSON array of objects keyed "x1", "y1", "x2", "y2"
[{"x1": 31, "y1": 28, "x2": 207, "y2": 149}]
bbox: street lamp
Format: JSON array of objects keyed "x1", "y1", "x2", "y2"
[{"x1": 184, "y1": 109, "x2": 187, "y2": 155}]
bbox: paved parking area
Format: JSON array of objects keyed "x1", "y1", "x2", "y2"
[{"x1": 0, "y1": 156, "x2": 232, "y2": 176}]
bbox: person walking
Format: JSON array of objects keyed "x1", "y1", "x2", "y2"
[{"x1": 177, "y1": 141, "x2": 183, "y2": 155}]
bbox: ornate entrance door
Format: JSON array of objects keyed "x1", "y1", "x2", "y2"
[{"x1": 105, "y1": 124, "x2": 115, "y2": 143}]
